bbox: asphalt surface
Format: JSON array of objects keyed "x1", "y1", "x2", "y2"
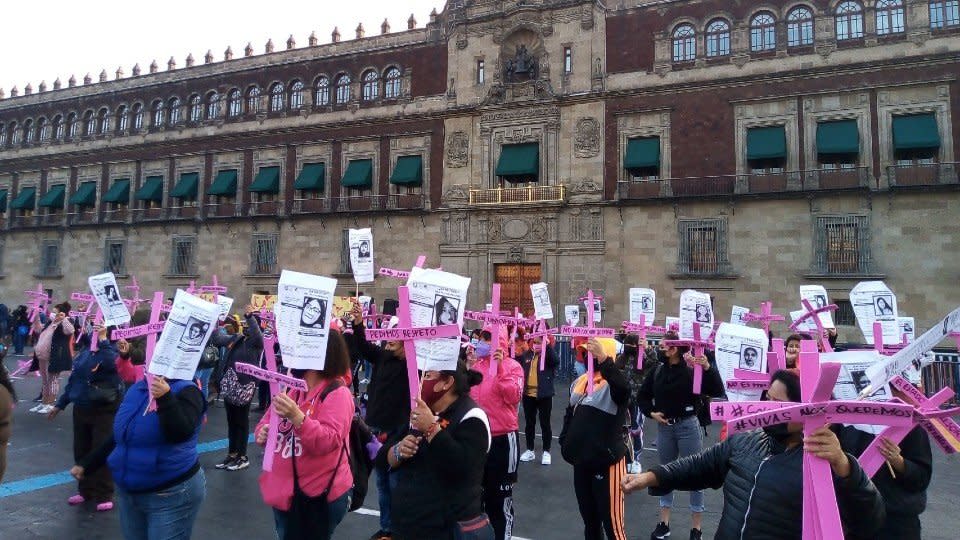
[{"x1": 2, "y1": 353, "x2": 959, "y2": 540}]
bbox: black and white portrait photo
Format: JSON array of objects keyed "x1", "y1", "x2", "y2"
[
  {"x1": 641, "y1": 296, "x2": 653, "y2": 312},
  {"x1": 739, "y1": 345, "x2": 760, "y2": 369},
  {"x1": 103, "y1": 284, "x2": 121, "y2": 303},
  {"x1": 300, "y1": 296, "x2": 328, "y2": 329},
  {"x1": 695, "y1": 303, "x2": 712, "y2": 323},
  {"x1": 179, "y1": 317, "x2": 209, "y2": 347},
  {"x1": 874, "y1": 295, "x2": 895, "y2": 316},
  {"x1": 813, "y1": 295, "x2": 827, "y2": 309},
  {"x1": 357, "y1": 239, "x2": 371, "y2": 260},
  {"x1": 433, "y1": 295, "x2": 460, "y2": 326}
]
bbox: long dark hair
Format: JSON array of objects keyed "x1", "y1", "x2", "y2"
[
  {"x1": 441, "y1": 360, "x2": 483, "y2": 396},
  {"x1": 770, "y1": 369, "x2": 801, "y2": 402}
]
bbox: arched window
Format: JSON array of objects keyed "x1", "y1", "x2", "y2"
[
  {"x1": 289, "y1": 80, "x2": 304, "y2": 109},
  {"x1": 227, "y1": 89, "x2": 242, "y2": 117},
  {"x1": 9, "y1": 122, "x2": 19, "y2": 145},
  {"x1": 132, "y1": 104, "x2": 143, "y2": 130},
  {"x1": 188, "y1": 95, "x2": 202, "y2": 122},
  {"x1": 335, "y1": 74, "x2": 351, "y2": 104},
  {"x1": 706, "y1": 19, "x2": 731, "y2": 57},
  {"x1": 0, "y1": 124, "x2": 5, "y2": 146},
  {"x1": 384, "y1": 67, "x2": 401, "y2": 99},
  {"x1": 168, "y1": 98, "x2": 182, "y2": 125},
  {"x1": 836, "y1": 1, "x2": 865, "y2": 40},
  {"x1": 115, "y1": 107, "x2": 126, "y2": 133},
  {"x1": 97, "y1": 108, "x2": 109, "y2": 134},
  {"x1": 361, "y1": 70, "x2": 379, "y2": 101},
  {"x1": 787, "y1": 6, "x2": 815, "y2": 46},
  {"x1": 38, "y1": 118, "x2": 49, "y2": 142},
  {"x1": 750, "y1": 12, "x2": 777, "y2": 51},
  {"x1": 314, "y1": 77, "x2": 330, "y2": 106},
  {"x1": 23, "y1": 119, "x2": 34, "y2": 143},
  {"x1": 672, "y1": 24, "x2": 697, "y2": 61},
  {"x1": 930, "y1": 0, "x2": 960, "y2": 29},
  {"x1": 876, "y1": 0, "x2": 905, "y2": 34},
  {"x1": 152, "y1": 100, "x2": 165, "y2": 127},
  {"x1": 84, "y1": 110, "x2": 96, "y2": 136},
  {"x1": 206, "y1": 91, "x2": 220, "y2": 119},
  {"x1": 246, "y1": 86, "x2": 261, "y2": 113},
  {"x1": 52, "y1": 115, "x2": 64, "y2": 140},
  {"x1": 67, "y1": 113, "x2": 80, "y2": 138},
  {"x1": 269, "y1": 82, "x2": 285, "y2": 111}
]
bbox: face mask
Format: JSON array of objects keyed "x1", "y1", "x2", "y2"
[
  {"x1": 420, "y1": 378, "x2": 448, "y2": 409},
  {"x1": 763, "y1": 423, "x2": 792, "y2": 442},
  {"x1": 470, "y1": 338, "x2": 480, "y2": 348},
  {"x1": 657, "y1": 350, "x2": 669, "y2": 363},
  {"x1": 475, "y1": 342, "x2": 492, "y2": 358}
]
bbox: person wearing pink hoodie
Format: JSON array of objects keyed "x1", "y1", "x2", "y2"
[
  {"x1": 468, "y1": 327, "x2": 524, "y2": 540},
  {"x1": 255, "y1": 331, "x2": 354, "y2": 540}
]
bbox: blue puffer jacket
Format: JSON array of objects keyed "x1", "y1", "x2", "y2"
[
  {"x1": 55, "y1": 341, "x2": 120, "y2": 410},
  {"x1": 108, "y1": 379, "x2": 204, "y2": 493}
]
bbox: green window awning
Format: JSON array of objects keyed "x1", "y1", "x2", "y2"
[
  {"x1": 294, "y1": 163, "x2": 325, "y2": 191},
  {"x1": 390, "y1": 156, "x2": 423, "y2": 186},
  {"x1": 746, "y1": 126, "x2": 787, "y2": 160},
  {"x1": 816, "y1": 120, "x2": 860, "y2": 155},
  {"x1": 249, "y1": 166, "x2": 280, "y2": 193},
  {"x1": 169, "y1": 172, "x2": 199, "y2": 199},
  {"x1": 68, "y1": 181, "x2": 97, "y2": 207},
  {"x1": 11, "y1": 187, "x2": 35, "y2": 210},
  {"x1": 624, "y1": 137, "x2": 661, "y2": 171},
  {"x1": 208, "y1": 170, "x2": 238, "y2": 196},
  {"x1": 0, "y1": 190, "x2": 7, "y2": 212},
  {"x1": 893, "y1": 114, "x2": 940, "y2": 151},
  {"x1": 103, "y1": 179, "x2": 130, "y2": 204},
  {"x1": 38, "y1": 184, "x2": 66, "y2": 209},
  {"x1": 495, "y1": 143, "x2": 539, "y2": 181},
  {"x1": 135, "y1": 176, "x2": 164, "y2": 202},
  {"x1": 341, "y1": 159, "x2": 373, "y2": 189}
]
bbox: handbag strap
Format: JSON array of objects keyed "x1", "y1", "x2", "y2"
[{"x1": 291, "y1": 381, "x2": 349, "y2": 497}]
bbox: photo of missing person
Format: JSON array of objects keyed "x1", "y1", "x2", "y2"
[
  {"x1": 739, "y1": 345, "x2": 760, "y2": 370},
  {"x1": 300, "y1": 296, "x2": 328, "y2": 329},
  {"x1": 850, "y1": 370, "x2": 870, "y2": 393},
  {"x1": 695, "y1": 303, "x2": 712, "y2": 323},
  {"x1": 812, "y1": 294, "x2": 827, "y2": 309},
  {"x1": 179, "y1": 317, "x2": 209, "y2": 347},
  {"x1": 103, "y1": 284, "x2": 121, "y2": 303},
  {"x1": 356, "y1": 239, "x2": 371, "y2": 260},
  {"x1": 874, "y1": 295, "x2": 895, "y2": 316},
  {"x1": 900, "y1": 321, "x2": 914, "y2": 334},
  {"x1": 641, "y1": 296, "x2": 653, "y2": 312},
  {"x1": 433, "y1": 295, "x2": 460, "y2": 326}
]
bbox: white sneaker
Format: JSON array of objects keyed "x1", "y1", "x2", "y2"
[
  {"x1": 541, "y1": 451, "x2": 552, "y2": 465},
  {"x1": 627, "y1": 462, "x2": 642, "y2": 474},
  {"x1": 29, "y1": 404, "x2": 45, "y2": 413},
  {"x1": 519, "y1": 450, "x2": 536, "y2": 462},
  {"x1": 37, "y1": 404, "x2": 54, "y2": 414}
]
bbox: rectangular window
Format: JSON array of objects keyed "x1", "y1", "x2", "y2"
[
  {"x1": 104, "y1": 239, "x2": 126, "y2": 275},
  {"x1": 563, "y1": 47, "x2": 572, "y2": 73},
  {"x1": 169, "y1": 236, "x2": 197, "y2": 276},
  {"x1": 39, "y1": 240, "x2": 60, "y2": 277},
  {"x1": 250, "y1": 233, "x2": 279, "y2": 275},
  {"x1": 677, "y1": 218, "x2": 730, "y2": 275},
  {"x1": 930, "y1": 1, "x2": 960, "y2": 28},
  {"x1": 477, "y1": 59, "x2": 485, "y2": 85},
  {"x1": 814, "y1": 215, "x2": 871, "y2": 275},
  {"x1": 834, "y1": 299, "x2": 857, "y2": 326},
  {"x1": 339, "y1": 229, "x2": 352, "y2": 274}
]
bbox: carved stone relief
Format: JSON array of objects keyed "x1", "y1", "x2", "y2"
[
  {"x1": 574, "y1": 118, "x2": 601, "y2": 158},
  {"x1": 446, "y1": 131, "x2": 469, "y2": 167},
  {"x1": 570, "y1": 178, "x2": 602, "y2": 194}
]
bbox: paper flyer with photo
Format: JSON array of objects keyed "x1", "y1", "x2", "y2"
[
  {"x1": 679, "y1": 289, "x2": 713, "y2": 340},
  {"x1": 850, "y1": 281, "x2": 899, "y2": 344},
  {"x1": 214, "y1": 295, "x2": 234, "y2": 322},
  {"x1": 406, "y1": 267, "x2": 471, "y2": 372},
  {"x1": 865, "y1": 306, "x2": 960, "y2": 391},
  {"x1": 583, "y1": 298, "x2": 602, "y2": 323},
  {"x1": 823, "y1": 350, "x2": 892, "y2": 435},
  {"x1": 275, "y1": 270, "x2": 338, "y2": 370},
  {"x1": 87, "y1": 272, "x2": 131, "y2": 327},
  {"x1": 530, "y1": 282, "x2": 554, "y2": 320},
  {"x1": 731, "y1": 306, "x2": 750, "y2": 326},
  {"x1": 348, "y1": 228, "x2": 375, "y2": 284},
  {"x1": 629, "y1": 288, "x2": 656, "y2": 324},
  {"x1": 148, "y1": 289, "x2": 220, "y2": 380},
  {"x1": 898, "y1": 317, "x2": 915, "y2": 342},
  {"x1": 799, "y1": 285, "x2": 835, "y2": 329},
  {"x1": 790, "y1": 310, "x2": 818, "y2": 332},
  {"x1": 714, "y1": 323, "x2": 768, "y2": 402},
  {"x1": 564, "y1": 305, "x2": 580, "y2": 326}
]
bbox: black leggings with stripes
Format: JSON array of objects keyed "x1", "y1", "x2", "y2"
[{"x1": 573, "y1": 458, "x2": 628, "y2": 540}]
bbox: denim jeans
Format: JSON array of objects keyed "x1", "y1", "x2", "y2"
[
  {"x1": 574, "y1": 362, "x2": 587, "y2": 378},
  {"x1": 194, "y1": 368, "x2": 213, "y2": 400},
  {"x1": 273, "y1": 491, "x2": 350, "y2": 540},
  {"x1": 375, "y1": 465, "x2": 399, "y2": 532},
  {"x1": 656, "y1": 416, "x2": 705, "y2": 512},
  {"x1": 117, "y1": 468, "x2": 206, "y2": 540}
]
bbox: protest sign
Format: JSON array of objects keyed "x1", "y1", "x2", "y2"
[
  {"x1": 679, "y1": 289, "x2": 713, "y2": 340},
  {"x1": 530, "y1": 282, "x2": 554, "y2": 320},
  {"x1": 251, "y1": 294, "x2": 277, "y2": 311},
  {"x1": 147, "y1": 290, "x2": 220, "y2": 380},
  {"x1": 88, "y1": 272, "x2": 131, "y2": 327},
  {"x1": 275, "y1": 270, "x2": 338, "y2": 370},
  {"x1": 799, "y1": 285, "x2": 835, "y2": 329},
  {"x1": 405, "y1": 267, "x2": 470, "y2": 372},
  {"x1": 629, "y1": 288, "x2": 656, "y2": 325},
  {"x1": 850, "y1": 281, "x2": 898, "y2": 344},
  {"x1": 564, "y1": 305, "x2": 580, "y2": 326},
  {"x1": 349, "y1": 228, "x2": 375, "y2": 284},
  {"x1": 730, "y1": 306, "x2": 750, "y2": 326},
  {"x1": 714, "y1": 323, "x2": 769, "y2": 402}
]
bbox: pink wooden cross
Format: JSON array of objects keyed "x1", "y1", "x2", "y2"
[
  {"x1": 790, "y1": 299, "x2": 838, "y2": 352},
  {"x1": 463, "y1": 284, "x2": 523, "y2": 376},
  {"x1": 726, "y1": 338, "x2": 787, "y2": 392},
  {"x1": 561, "y1": 290, "x2": 616, "y2": 394},
  {"x1": 25, "y1": 282, "x2": 49, "y2": 323},
  {"x1": 185, "y1": 280, "x2": 198, "y2": 295},
  {"x1": 109, "y1": 291, "x2": 166, "y2": 413},
  {"x1": 378, "y1": 255, "x2": 427, "y2": 280},
  {"x1": 527, "y1": 319, "x2": 560, "y2": 371},
  {"x1": 123, "y1": 276, "x2": 148, "y2": 313},
  {"x1": 366, "y1": 286, "x2": 462, "y2": 410},
  {"x1": 712, "y1": 340, "x2": 917, "y2": 540},
  {"x1": 199, "y1": 274, "x2": 227, "y2": 303},
  {"x1": 662, "y1": 323, "x2": 715, "y2": 395},
  {"x1": 621, "y1": 315, "x2": 666, "y2": 369},
  {"x1": 871, "y1": 321, "x2": 909, "y2": 356},
  {"x1": 742, "y1": 301, "x2": 785, "y2": 336}
]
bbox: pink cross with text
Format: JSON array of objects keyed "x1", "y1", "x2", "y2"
[
  {"x1": 662, "y1": 323, "x2": 715, "y2": 394},
  {"x1": 621, "y1": 315, "x2": 666, "y2": 369},
  {"x1": 199, "y1": 274, "x2": 227, "y2": 303},
  {"x1": 527, "y1": 320, "x2": 559, "y2": 371},
  {"x1": 25, "y1": 282, "x2": 49, "y2": 323},
  {"x1": 742, "y1": 301, "x2": 785, "y2": 336},
  {"x1": 378, "y1": 255, "x2": 427, "y2": 280},
  {"x1": 464, "y1": 284, "x2": 524, "y2": 376},
  {"x1": 123, "y1": 276, "x2": 148, "y2": 313},
  {"x1": 790, "y1": 299, "x2": 838, "y2": 352},
  {"x1": 560, "y1": 290, "x2": 616, "y2": 394}
]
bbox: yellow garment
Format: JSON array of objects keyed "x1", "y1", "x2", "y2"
[{"x1": 525, "y1": 356, "x2": 539, "y2": 398}]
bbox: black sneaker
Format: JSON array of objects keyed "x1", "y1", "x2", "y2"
[
  {"x1": 368, "y1": 531, "x2": 392, "y2": 540},
  {"x1": 226, "y1": 455, "x2": 250, "y2": 471},
  {"x1": 690, "y1": 529, "x2": 702, "y2": 540},
  {"x1": 651, "y1": 522, "x2": 671, "y2": 540},
  {"x1": 33, "y1": 394, "x2": 43, "y2": 403},
  {"x1": 215, "y1": 455, "x2": 236, "y2": 469}
]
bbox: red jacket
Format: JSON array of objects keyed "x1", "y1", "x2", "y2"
[{"x1": 470, "y1": 355, "x2": 523, "y2": 436}]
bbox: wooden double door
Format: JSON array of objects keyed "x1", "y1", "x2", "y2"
[{"x1": 494, "y1": 263, "x2": 541, "y2": 317}]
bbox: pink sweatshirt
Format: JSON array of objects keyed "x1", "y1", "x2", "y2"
[
  {"x1": 470, "y1": 355, "x2": 524, "y2": 436},
  {"x1": 115, "y1": 356, "x2": 145, "y2": 384},
  {"x1": 256, "y1": 380, "x2": 354, "y2": 510}
]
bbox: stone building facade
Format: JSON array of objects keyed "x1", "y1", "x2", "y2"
[{"x1": 0, "y1": 0, "x2": 958, "y2": 336}]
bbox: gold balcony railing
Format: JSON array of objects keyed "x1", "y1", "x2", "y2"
[{"x1": 468, "y1": 184, "x2": 566, "y2": 205}]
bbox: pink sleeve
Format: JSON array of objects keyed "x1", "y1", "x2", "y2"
[
  {"x1": 115, "y1": 356, "x2": 138, "y2": 384},
  {"x1": 496, "y1": 359, "x2": 524, "y2": 407},
  {"x1": 296, "y1": 388, "x2": 353, "y2": 455}
]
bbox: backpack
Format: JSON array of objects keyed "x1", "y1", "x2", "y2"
[
  {"x1": 198, "y1": 344, "x2": 220, "y2": 370},
  {"x1": 319, "y1": 381, "x2": 375, "y2": 512}
]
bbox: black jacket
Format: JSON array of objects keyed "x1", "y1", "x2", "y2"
[
  {"x1": 652, "y1": 430, "x2": 886, "y2": 540},
  {"x1": 559, "y1": 360, "x2": 631, "y2": 470},
  {"x1": 838, "y1": 425, "x2": 931, "y2": 539},
  {"x1": 389, "y1": 395, "x2": 489, "y2": 540},
  {"x1": 210, "y1": 313, "x2": 263, "y2": 385},
  {"x1": 615, "y1": 346, "x2": 657, "y2": 408},
  {"x1": 517, "y1": 344, "x2": 558, "y2": 399},
  {"x1": 637, "y1": 358, "x2": 724, "y2": 420},
  {"x1": 348, "y1": 322, "x2": 411, "y2": 431}
]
